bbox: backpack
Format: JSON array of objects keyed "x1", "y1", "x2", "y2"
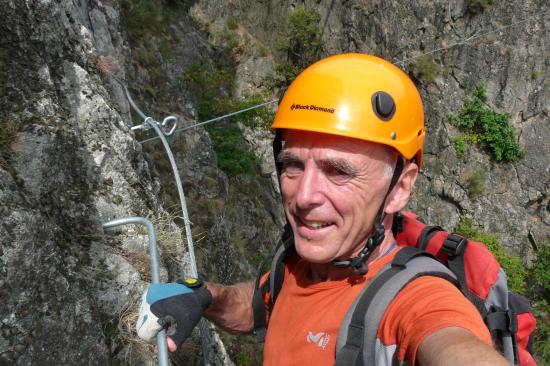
[{"x1": 252, "y1": 210, "x2": 537, "y2": 366}]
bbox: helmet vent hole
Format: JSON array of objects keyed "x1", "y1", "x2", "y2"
[
  {"x1": 418, "y1": 129, "x2": 423, "y2": 136},
  {"x1": 371, "y1": 91, "x2": 396, "y2": 121}
]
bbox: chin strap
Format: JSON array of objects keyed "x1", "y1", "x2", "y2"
[{"x1": 332, "y1": 157, "x2": 404, "y2": 275}]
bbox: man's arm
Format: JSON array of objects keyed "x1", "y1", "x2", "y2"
[
  {"x1": 163, "y1": 281, "x2": 256, "y2": 352},
  {"x1": 417, "y1": 327, "x2": 509, "y2": 366},
  {"x1": 203, "y1": 281, "x2": 256, "y2": 333}
]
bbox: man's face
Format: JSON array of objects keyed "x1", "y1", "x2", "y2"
[{"x1": 279, "y1": 130, "x2": 395, "y2": 264}]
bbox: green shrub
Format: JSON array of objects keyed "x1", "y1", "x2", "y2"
[
  {"x1": 275, "y1": 5, "x2": 323, "y2": 84},
  {"x1": 525, "y1": 241, "x2": 550, "y2": 364},
  {"x1": 452, "y1": 135, "x2": 468, "y2": 158},
  {"x1": 449, "y1": 86, "x2": 523, "y2": 162},
  {"x1": 412, "y1": 55, "x2": 440, "y2": 83},
  {"x1": 467, "y1": 0, "x2": 495, "y2": 13},
  {"x1": 159, "y1": 38, "x2": 176, "y2": 59},
  {"x1": 231, "y1": 94, "x2": 275, "y2": 130},
  {"x1": 285, "y1": 5, "x2": 322, "y2": 67},
  {"x1": 180, "y1": 64, "x2": 235, "y2": 119},
  {"x1": 124, "y1": 0, "x2": 163, "y2": 39},
  {"x1": 533, "y1": 300, "x2": 550, "y2": 364},
  {"x1": 123, "y1": 0, "x2": 190, "y2": 40},
  {"x1": 273, "y1": 62, "x2": 302, "y2": 85},
  {"x1": 214, "y1": 29, "x2": 240, "y2": 52},
  {"x1": 455, "y1": 218, "x2": 527, "y2": 294},
  {"x1": 246, "y1": 252, "x2": 271, "y2": 272},
  {"x1": 257, "y1": 44, "x2": 269, "y2": 57},
  {"x1": 452, "y1": 133, "x2": 478, "y2": 158},
  {"x1": 180, "y1": 64, "x2": 272, "y2": 176},
  {"x1": 206, "y1": 124, "x2": 260, "y2": 177},
  {"x1": 532, "y1": 245, "x2": 550, "y2": 291},
  {"x1": 226, "y1": 17, "x2": 239, "y2": 30},
  {"x1": 465, "y1": 170, "x2": 486, "y2": 201},
  {"x1": 181, "y1": 64, "x2": 274, "y2": 129}
]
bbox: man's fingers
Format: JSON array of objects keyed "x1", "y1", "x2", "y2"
[
  {"x1": 167, "y1": 337, "x2": 177, "y2": 352},
  {"x1": 153, "y1": 337, "x2": 176, "y2": 354}
]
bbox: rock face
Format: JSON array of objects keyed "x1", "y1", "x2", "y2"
[
  {"x1": 0, "y1": 0, "x2": 236, "y2": 365},
  {"x1": 0, "y1": 0, "x2": 548, "y2": 365}
]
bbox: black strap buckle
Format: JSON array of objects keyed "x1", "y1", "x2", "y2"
[
  {"x1": 486, "y1": 308, "x2": 518, "y2": 334},
  {"x1": 442, "y1": 233, "x2": 468, "y2": 258},
  {"x1": 392, "y1": 212, "x2": 404, "y2": 234}
]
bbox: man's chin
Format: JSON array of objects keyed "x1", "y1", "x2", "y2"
[{"x1": 294, "y1": 240, "x2": 336, "y2": 264}]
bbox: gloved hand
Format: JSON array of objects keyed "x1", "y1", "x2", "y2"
[{"x1": 136, "y1": 279, "x2": 212, "y2": 349}]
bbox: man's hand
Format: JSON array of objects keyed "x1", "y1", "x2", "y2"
[
  {"x1": 203, "y1": 282, "x2": 255, "y2": 333},
  {"x1": 136, "y1": 281, "x2": 212, "y2": 350}
]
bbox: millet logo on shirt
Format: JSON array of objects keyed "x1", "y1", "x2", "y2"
[
  {"x1": 307, "y1": 331, "x2": 331, "y2": 350},
  {"x1": 290, "y1": 103, "x2": 335, "y2": 114}
]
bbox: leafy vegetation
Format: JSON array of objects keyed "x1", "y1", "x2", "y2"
[
  {"x1": 454, "y1": 218, "x2": 526, "y2": 294},
  {"x1": 530, "y1": 70, "x2": 541, "y2": 80},
  {"x1": 180, "y1": 64, "x2": 235, "y2": 119},
  {"x1": 449, "y1": 86, "x2": 523, "y2": 162},
  {"x1": 412, "y1": 55, "x2": 440, "y2": 83},
  {"x1": 531, "y1": 245, "x2": 550, "y2": 290},
  {"x1": 206, "y1": 124, "x2": 260, "y2": 176},
  {"x1": 529, "y1": 243, "x2": 550, "y2": 364},
  {"x1": 122, "y1": 0, "x2": 190, "y2": 40},
  {"x1": 122, "y1": 0, "x2": 192, "y2": 70},
  {"x1": 181, "y1": 64, "x2": 274, "y2": 129},
  {"x1": 180, "y1": 64, "x2": 273, "y2": 176},
  {"x1": 452, "y1": 133, "x2": 478, "y2": 158},
  {"x1": 274, "y1": 5, "x2": 323, "y2": 85},
  {"x1": 533, "y1": 299, "x2": 550, "y2": 364},
  {"x1": 226, "y1": 17, "x2": 239, "y2": 31},
  {"x1": 464, "y1": 169, "x2": 486, "y2": 201}
]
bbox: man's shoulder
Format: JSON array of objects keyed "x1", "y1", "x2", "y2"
[{"x1": 378, "y1": 275, "x2": 492, "y2": 363}]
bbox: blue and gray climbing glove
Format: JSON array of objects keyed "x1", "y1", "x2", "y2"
[{"x1": 136, "y1": 278, "x2": 212, "y2": 349}]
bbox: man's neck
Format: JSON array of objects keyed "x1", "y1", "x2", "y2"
[{"x1": 309, "y1": 229, "x2": 396, "y2": 282}]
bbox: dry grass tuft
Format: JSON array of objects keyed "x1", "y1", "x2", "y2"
[
  {"x1": 118, "y1": 299, "x2": 153, "y2": 365},
  {"x1": 151, "y1": 210, "x2": 186, "y2": 257},
  {"x1": 96, "y1": 55, "x2": 119, "y2": 76}
]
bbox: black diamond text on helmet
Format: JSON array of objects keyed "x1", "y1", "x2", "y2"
[{"x1": 290, "y1": 103, "x2": 335, "y2": 114}]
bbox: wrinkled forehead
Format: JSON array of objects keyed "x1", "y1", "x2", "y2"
[{"x1": 281, "y1": 129, "x2": 395, "y2": 159}]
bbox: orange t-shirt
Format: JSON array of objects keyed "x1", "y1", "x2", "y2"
[{"x1": 262, "y1": 247, "x2": 491, "y2": 365}]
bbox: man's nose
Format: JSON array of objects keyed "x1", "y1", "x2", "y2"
[{"x1": 295, "y1": 166, "x2": 325, "y2": 209}]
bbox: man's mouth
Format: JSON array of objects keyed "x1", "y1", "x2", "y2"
[{"x1": 298, "y1": 217, "x2": 333, "y2": 230}]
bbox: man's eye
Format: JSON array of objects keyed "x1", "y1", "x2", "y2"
[
  {"x1": 324, "y1": 165, "x2": 355, "y2": 183},
  {"x1": 282, "y1": 162, "x2": 302, "y2": 175},
  {"x1": 325, "y1": 165, "x2": 347, "y2": 177}
]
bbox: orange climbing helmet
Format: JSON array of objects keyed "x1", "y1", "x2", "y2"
[{"x1": 272, "y1": 53, "x2": 425, "y2": 167}]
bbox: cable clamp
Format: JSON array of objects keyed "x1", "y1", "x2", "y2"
[
  {"x1": 131, "y1": 116, "x2": 155, "y2": 132},
  {"x1": 131, "y1": 116, "x2": 179, "y2": 136}
]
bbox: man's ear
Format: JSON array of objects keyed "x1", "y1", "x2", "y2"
[{"x1": 384, "y1": 162, "x2": 419, "y2": 214}]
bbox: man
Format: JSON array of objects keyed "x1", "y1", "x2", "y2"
[{"x1": 137, "y1": 54, "x2": 510, "y2": 365}]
